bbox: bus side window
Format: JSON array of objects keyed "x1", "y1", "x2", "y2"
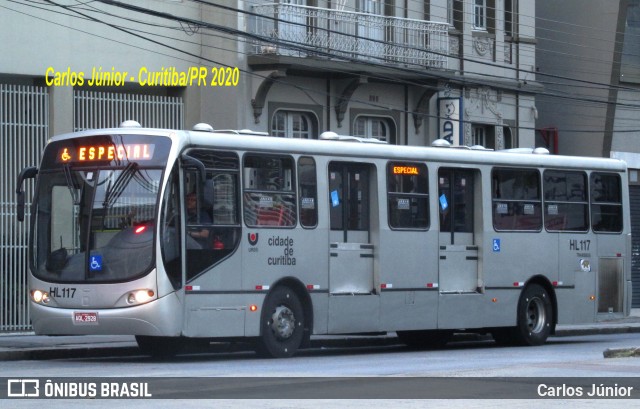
[
  {"x1": 387, "y1": 162, "x2": 429, "y2": 230},
  {"x1": 243, "y1": 154, "x2": 297, "y2": 228},
  {"x1": 543, "y1": 170, "x2": 588, "y2": 232},
  {"x1": 298, "y1": 157, "x2": 318, "y2": 228},
  {"x1": 492, "y1": 168, "x2": 542, "y2": 231},
  {"x1": 591, "y1": 172, "x2": 622, "y2": 233}
]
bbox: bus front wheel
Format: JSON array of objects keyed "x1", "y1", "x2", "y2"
[{"x1": 256, "y1": 287, "x2": 305, "y2": 358}]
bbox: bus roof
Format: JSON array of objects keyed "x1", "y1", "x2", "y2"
[{"x1": 48, "y1": 126, "x2": 627, "y2": 173}]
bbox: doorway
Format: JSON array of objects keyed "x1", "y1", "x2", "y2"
[{"x1": 438, "y1": 168, "x2": 480, "y2": 293}]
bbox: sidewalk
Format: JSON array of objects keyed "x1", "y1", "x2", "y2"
[{"x1": 1, "y1": 310, "x2": 639, "y2": 361}]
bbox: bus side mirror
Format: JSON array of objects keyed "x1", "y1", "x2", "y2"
[
  {"x1": 180, "y1": 152, "x2": 206, "y2": 185},
  {"x1": 16, "y1": 166, "x2": 38, "y2": 222}
]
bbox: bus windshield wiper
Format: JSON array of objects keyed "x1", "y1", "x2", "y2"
[
  {"x1": 63, "y1": 163, "x2": 80, "y2": 205},
  {"x1": 102, "y1": 162, "x2": 138, "y2": 209}
]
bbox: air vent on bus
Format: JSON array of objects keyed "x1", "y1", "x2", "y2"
[
  {"x1": 192, "y1": 123, "x2": 214, "y2": 132},
  {"x1": 431, "y1": 139, "x2": 451, "y2": 148},
  {"x1": 319, "y1": 131, "x2": 387, "y2": 144},
  {"x1": 499, "y1": 147, "x2": 550, "y2": 155},
  {"x1": 120, "y1": 120, "x2": 142, "y2": 128},
  {"x1": 470, "y1": 145, "x2": 493, "y2": 151},
  {"x1": 430, "y1": 140, "x2": 493, "y2": 151},
  {"x1": 215, "y1": 129, "x2": 270, "y2": 136}
]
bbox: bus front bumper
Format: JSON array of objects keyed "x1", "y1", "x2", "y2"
[{"x1": 30, "y1": 293, "x2": 182, "y2": 336}]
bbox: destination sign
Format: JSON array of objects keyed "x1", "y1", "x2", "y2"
[
  {"x1": 58, "y1": 144, "x2": 155, "y2": 163},
  {"x1": 393, "y1": 166, "x2": 420, "y2": 175}
]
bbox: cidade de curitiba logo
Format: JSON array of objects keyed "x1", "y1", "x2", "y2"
[
  {"x1": 5, "y1": 379, "x2": 152, "y2": 398},
  {"x1": 248, "y1": 232, "x2": 259, "y2": 246}
]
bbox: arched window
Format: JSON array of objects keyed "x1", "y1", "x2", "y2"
[
  {"x1": 353, "y1": 116, "x2": 396, "y2": 144},
  {"x1": 271, "y1": 111, "x2": 316, "y2": 139}
]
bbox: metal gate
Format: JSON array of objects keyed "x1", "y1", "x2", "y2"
[
  {"x1": 73, "y1": 90, "x2": 183, "y2": 131},
  {"x1": 1, "y1": 84, "x2": 49, "y2": 332},
  {"x1": 630, "y1": 185, "x2": 640, "y2": 308},
  {"x1": 1, "y1": 87, "x2": 184, "y2": 332}
]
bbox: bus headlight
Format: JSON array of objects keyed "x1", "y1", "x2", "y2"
[
  {"x1": 31, "y1": 290, "x2": 50, "y2": 304},
  {"x1": 126, "y1": 289, "x2": 155, "y2": 305}
]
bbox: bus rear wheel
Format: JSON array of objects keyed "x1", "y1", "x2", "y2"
[
  {"x1": 512, "y1": 283, "x2": 553, "y2": 346},
  {"x1": 256, "y1": 287, "x2": 305, "y2": 358}
]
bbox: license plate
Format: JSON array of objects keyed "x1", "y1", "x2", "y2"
[{"x1": 73, "y1": 312, "x2": 98, "y2": 325}]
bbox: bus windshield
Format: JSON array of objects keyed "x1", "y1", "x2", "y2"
[{"x1": 31, "y1": 134, "x2": 172, "y2": 283}]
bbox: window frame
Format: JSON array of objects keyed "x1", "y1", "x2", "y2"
[
  {"x1": 271, "y1": 110, "x2": 315, "y2": 139},
  {"x1": 353, "y1": 115, "x2": 395, "y2": 144},
  {"x1": 590, "y1": 172, "x2": 623, "y2": 234},
  {"x1": 472, "y1": 124, "x2": 485, "y2": 146},
  {"x1": 504, "y1": 0, "x2": 515, "y2": 37},
  {"x1": 298, "y1": 156, "x2": 318, "y2": 229},
  {"x1": 386, "y1": 161, "x2": 430, "y2": 231},
  {"x1": 242, "y1": 153, "x2": 297, "y2": 229},
  {"x1": 491, "y1": 167, "x2": 542, "y2": 232},
  {"x1": 474, "y1": 0, "x2": 487, "y2": 30},
  {"x1": 542, "y1": 170, "x2": 589, "y2": 232}
]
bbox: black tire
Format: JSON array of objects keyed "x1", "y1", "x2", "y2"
[
  {"x1": 256, "y1": 287, "x2": 305, "y2": 358},
  {"x1": 512, "y1": 283, "x2": 553, "y2": 346},
  {"x1": 135, "y1": 335, "x2": 183, "y2": 357},
  {"x1": 396, "y1": 330, "x2": 451, "y2": 349}
]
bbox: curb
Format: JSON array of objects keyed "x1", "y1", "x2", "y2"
[
  {"x1": 554, "y1": 325, "x2": 640, "y2": 337},
  {"x1": 603, "y1": 347, "x2": 640, "y2": 358}
]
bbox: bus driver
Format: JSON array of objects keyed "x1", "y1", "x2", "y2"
[{"x1": 186, "y1": 192, "x2": 210, "y2": 247}]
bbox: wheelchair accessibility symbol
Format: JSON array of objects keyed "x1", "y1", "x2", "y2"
[
  {"x1": 89, "y1": 255, "x2": 103, "y2": 271},
  {"x1": 492, "y1": 239, "x2": 501, "y2": 252}
]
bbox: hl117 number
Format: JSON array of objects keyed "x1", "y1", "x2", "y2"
[{"x1": 569, "y1": 239, "x2": 590, "y2": 251}]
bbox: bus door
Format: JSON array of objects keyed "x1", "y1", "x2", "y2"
[
  {"x1": 438, "y1": 168, "x2": 480, "y2": 293},
  {"x1": 327, "y1": 162, "x2": 379, "y2": 332}
]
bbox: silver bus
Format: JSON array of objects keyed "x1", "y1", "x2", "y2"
[{"x1": 16, "y1": 122, "x2": 632, "y2": 357}]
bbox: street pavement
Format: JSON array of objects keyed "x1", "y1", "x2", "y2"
[{"x1": 1, "y1": 310, "x2": 639, "y2": 361}]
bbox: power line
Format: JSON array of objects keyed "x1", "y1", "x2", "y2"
[
  {"x1": 17, "y1": 0, "x2": 636, "y2": 110},
  {"x1": 185, "y1": 0, "x2": 640, "y2": 94},
  {"x1": 37, "y1": 0, "x2": 638, "y2": 95},
  {"x1": 43, "y1": 0, "x2": 640, "y2": 125},
  {"x1": 91, "y1": 0, "x2": 640, "y2": 107},
  {"x1": 23, "y1": 0, "x2": 637, "y2": 92},
  {"x1": 7, "y1": 0, "x2": 640, "y2": 134}
]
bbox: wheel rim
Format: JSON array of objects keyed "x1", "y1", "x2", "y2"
[
  {"x1": 270, "y1": 305, "x2": 295, "y2": 340},
  {"x1": 526, "y1": 297, "x2": 546, "y2": 334}
]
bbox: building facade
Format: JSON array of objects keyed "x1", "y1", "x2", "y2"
[
  {"x1": 242, "y1": 0, "x2": 538, "y2": 149},
  {"x1": 0, "y1": 0, "x2": 537, "y2": 331},
  {"x1": 536, "y1": 0, "x2": 640, "y2": 307}
]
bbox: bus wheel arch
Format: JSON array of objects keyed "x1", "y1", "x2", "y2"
[
  {"x1": 525, "y1": 276, "x2": 558, "y2": 334},
  {"x1": 514, "y1": 278, "x2": 555, "y2": 346},
  {"x1": 492, "y1": 276, "x2": 557, "y2": 346},
  {"x1": 256, "y1": 278, "x2": 312, "y2": 358}
]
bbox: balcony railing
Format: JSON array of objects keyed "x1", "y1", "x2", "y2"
[{"x1": 250, "y1": 3, "x2": 449, "y2": 69}]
